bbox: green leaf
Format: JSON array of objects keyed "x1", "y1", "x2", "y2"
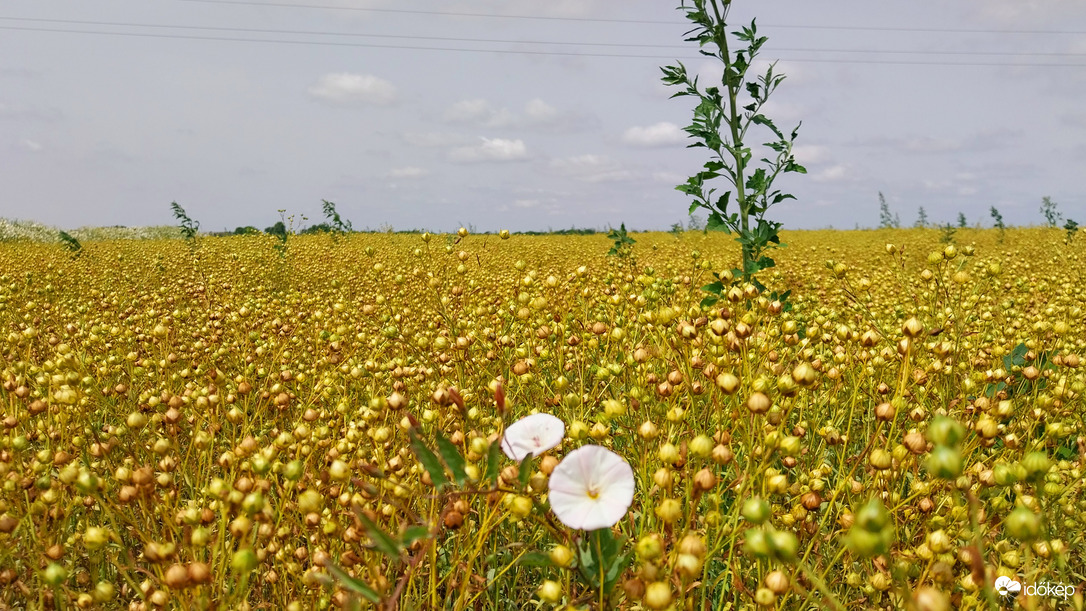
[
  {"x1": 409, "y1": 432, "x2": 450, "y2": 490},
  {"x1": 358, "y1": 512, "x2": 402, "y2": 560},
  {"x1": 435, "y1": 434, "x2": 468, "y2": 486},
  {"x1": 518, "y1": 454, "x2": 534, "y2": 489},
  {"x1": 706, "y1": 213, "x2": 730, "y2": 233},
  {"x1": 517, "y1": 552, "x2": 554, "y2": 568},
  {"x1": 701, "y1": 281, "x2": 724, "y2": 294},
  {"x1": 324, "y1": 563, "x2": 381, "y2": 603},
  {"x1": 700, "y1": 295, "x2": 720, "y2": 308},
  {"x1": 401, "y1": 525, "x2": 431, "y2": 548},
  {"x1": 484, "y1": 438, "x2": 503, "y2": 484}
]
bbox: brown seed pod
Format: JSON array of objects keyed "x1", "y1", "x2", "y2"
[
  {"x1": 164, "y1": 564, "x2": 189, "y2": 589},
  {"x1": 187, "y1": 562, "x2": 211, "y2": 585}
]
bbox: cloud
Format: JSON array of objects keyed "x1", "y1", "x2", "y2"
[
  {"x1": 401, "y1": 131, "x2": 468, "y2": 148},
  {"x1": 19, "y1": 138, "x2": 43, "y2": 152},
  {"x1": 524, "y1": 99, "x2": 558, "y2": 122},
  {"x1": 811, "y1": 164, "x2": 849, "y2": 183},
  {"x1": 448, "y1": 137, "x2": 528, "y2": 163},
  {"x1": 443, "y1": 99, "x2": 515, "y2": 127},
  {"x1": 790, "y1": 144, "x2": 830, "y2": 165},
  {"x1": 513, "y1": 199, "x2": 539, "y2": 208},
  {"x1": 621, "y1": 122, "x2": 685, "y2": 147},
  {"x1": 308, "y1": 73, "x2": 397, "y2": 105},
  {"x1": 388, "y1": 166, "x2": 428, "y2": 179},
  {"x1": 652, "y1": 171, "x2": 687, "y2": 184},
  {"x1": 550, "y1": 154, "x2": 631, "y2": 182}
]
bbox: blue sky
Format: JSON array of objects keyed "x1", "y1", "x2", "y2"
[{"x1": 2, "y1": 0, "x2": 1085, "y2": 231}]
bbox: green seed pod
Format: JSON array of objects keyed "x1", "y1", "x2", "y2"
[
  {"x1": 1021, "y1": 452, "x2": 1051, "y2": 480},
  {"x1": 926, "y1": 416, "x2": 965, "y2": 447},
  {"x1": 231, "y1": 549, "x2": 259, "y2": 573},
  {"x1": 1004, "y1": 507, "x2": 1042, "y2": 541},
  {"x1": 742, "y1": 498, "x2": 771, "y2": 525},
  {"x1": 926, "y1": 446, "x2": 963, "y2": 480}
]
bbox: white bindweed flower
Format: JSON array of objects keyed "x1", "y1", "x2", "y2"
[
  {"x1": 548, "y1": 445, "x2": 635, "y2": 530},
  {"x1": 501, "y1": 413, "x2": 565, "y2": 461}
]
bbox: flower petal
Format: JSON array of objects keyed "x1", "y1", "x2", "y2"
[
  {"x1": 547, "y1": 445, "x2": 635, "y2": 530},
  {"x1": 501, "y1": 413, "x2": 565, "y2": 460}
]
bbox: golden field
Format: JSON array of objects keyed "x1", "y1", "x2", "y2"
[{"x1": 0, "y1": 228, "x2": 1082, "y2": 610}]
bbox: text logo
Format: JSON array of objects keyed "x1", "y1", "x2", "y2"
[{"x1": 995, "y1": 576, "x2": 1022, "y2": 597}]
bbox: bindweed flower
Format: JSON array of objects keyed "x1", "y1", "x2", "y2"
[
  {"x1": 548, "y1": 445, "x2": 635, "y2": 530},
  {"x1": 501, "y1": 413, "x2": 565, "y2": 461}
]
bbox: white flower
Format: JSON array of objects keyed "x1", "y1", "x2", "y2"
[
  {"x1": 500, "y1": 413, "x2": 565, "y2": 461},
  {"x1": 548, "y1": 445, "x2": 635, "y2": 530}
]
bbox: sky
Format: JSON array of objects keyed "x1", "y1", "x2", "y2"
[{"x1": 2, "y1": 0, "x2": 1085, "y2": 232}]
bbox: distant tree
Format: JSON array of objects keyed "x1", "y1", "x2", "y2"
[
  {"x1": 990, "y1": 206, "x2": 1006, "y2": 243},
  {"x1": 1064, "y1": 218, "x2": 1079, "y2": 244},
  {"x1": 687, "y1": 212, "x2": 704, "y2": 232},
  {"x1": 300, "y1": 223, "x2": 333, "y2": 235},
  {"x1": 957, "y1": 212, "x2": 967, "y2": 228},
  {"x1": 233, "y1": 226, "x2": 260, "y2": 235},
  {"x1": 915, "y1": 206, "x2": 928, "y2": 229},
  {"x1": 878, "y1": 192, "x2": 900, "y2": 229},
  {"x1": 1040, "y1": 196, "x2": 1062, "y2": 228},
  {"x1": 265, "y1": 221, "x2": 286, "y2": 237}
]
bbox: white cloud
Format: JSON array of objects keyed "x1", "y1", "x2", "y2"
[
  {"x1": 903, "y1": 136, "x2": 962, "y2": 153},
  {"x1": 308, "y1": 73, "x2": 397, "y2": 105},
  {"x1": 652, "y1": 171, "x2": 687, "y2": 184},
  {"x1": 448, "y1": 137, "x2": 528, "y2": 163},
  {"x1": 790, "y1": 144, "x2": 830, "y2": 165},
  {"x1": 402, "y1": 132, "x2": 468, "y2": 148},
  {"x1": 443, "y1": 99, "x2": 515, "y2": 127},
  {"x1": 550, "y1": 154, "x2": 630, "y2": 182},
  {"x1": 524, "y1": 98, "x2": 558, "y2": 122},
  {"x1": 621, "y1": 122, "x2": 685, "y2": 147},
  {"x1": 812, "y1": 164, "x2": 849, "y2": 183},
  {"x1": 19, "y1": 138, "x2": 43, "y2": 152},
  {"x1": 388, "y1": 166, "x2": 428, "y2": 179}
]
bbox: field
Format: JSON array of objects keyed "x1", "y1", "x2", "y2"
[{"x1": 0, "y1": 228, "x2": 1083, "y2": 610}]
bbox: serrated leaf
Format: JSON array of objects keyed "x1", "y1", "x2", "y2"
[
  {"x1": 325, "y1": 562, "x2": 381, "y2": 603},
  {"x1": 435, "y1": 433, "x2": 468, "y2": 485},
  {"x1": 409, "y1": 432, "x2": 450, "y2": 490},
  {"x1": 701, "y1": 281, "x2": 724, "y2": 294},
  {"x1": 358, "y1": 512, "x2": 403, "y2": 560}
]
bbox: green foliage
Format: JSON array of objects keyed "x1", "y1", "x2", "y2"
[
  {"x1": 170, "y1": 202, "x2": 200, "y2": 247},
  {"x1": 990, "y1": 206, "x2": 1006, "y2": 242},
  {"x1": 938, "y1": 223, "x2": 957, "y2": 245},
  {"x1": 1063, "y1": 218, "x2": 1078, "y2": 244},
  {"x1": 265, "y1": 215, "x2": 288, "y2": 258},
  {"x1": 662, "y1": 0, "x2": 804, "y2": 298},
  {"x1": 57, "y1": 230, "x2": 82, "y2": 255},
  {"x1": 982, "y1": 342, "x2": 1058, "y2": 399},
  {"x1": 957, "y1": 212, "x2": 967, "y2": 228},
  {"x1": 575, "y1": 529, "x2": 630, "y2": 600},
  {"x1": 233, "y1": 226, "x2": 260, "y2": 235},
  {"x1": 914, "y1": 206, "x2": 928, "y2": 229},
  {"x1": 606, "y1": 223, "x2": 636, "y2": 260},
  {"x1": 877, "y1": 192, "x2": 900, "y2": 229},
  {"x1": 1040, "y1": 196, "x2": 1062, "y2": 228},
  {"x1": 321, "y1": 200, "x2": 353, "y2": 242},
  {"x1": 299, "y1": 223, "x2": 333, "y2": 235}
]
